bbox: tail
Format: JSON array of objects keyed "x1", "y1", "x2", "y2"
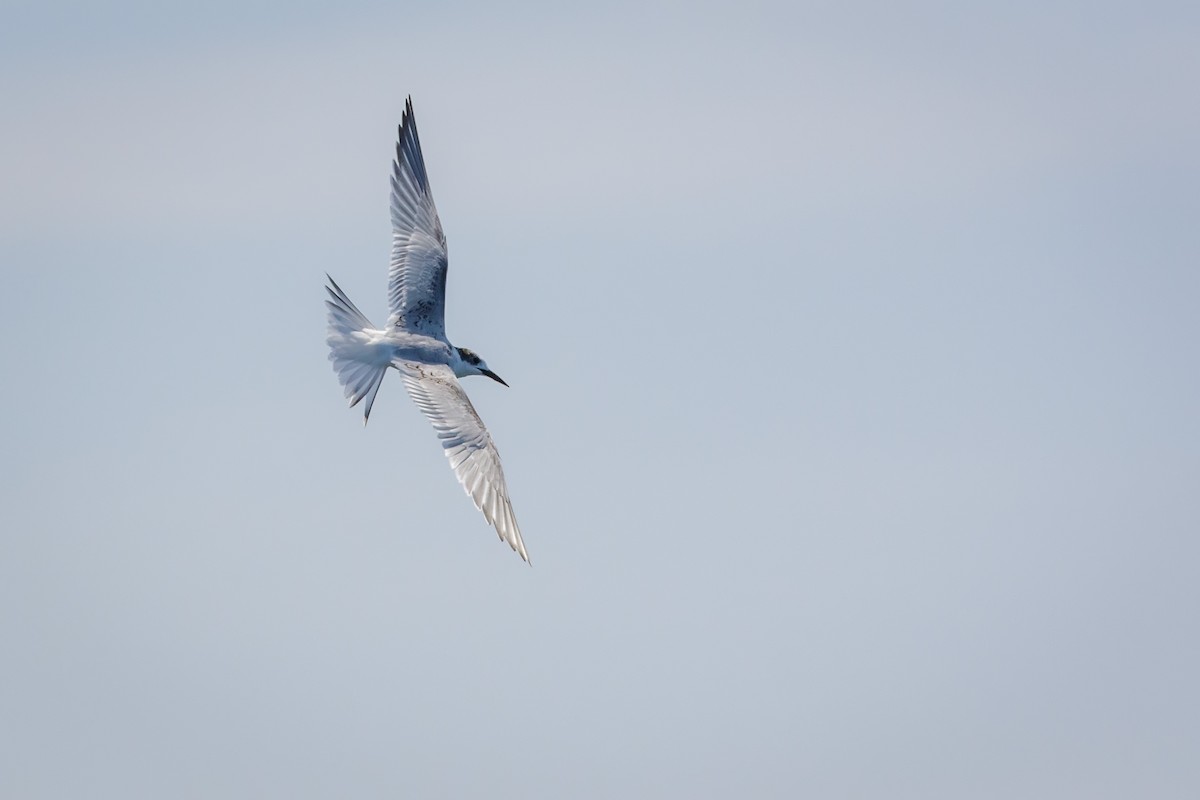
[{"x1": 325, "y1": 274, "x2": 388, "y2": 424}]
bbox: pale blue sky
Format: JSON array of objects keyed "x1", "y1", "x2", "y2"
[{"x1": 2, "y1": 1, "x2": 1198, "y2": 797}]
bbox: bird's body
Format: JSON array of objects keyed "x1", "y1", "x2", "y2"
[
  {"x1": 325, "y1": 97, "x2": 529, "y2": 563},
  {"x1": 327, "y1": 318, "x2": 457, "y2": 376}
]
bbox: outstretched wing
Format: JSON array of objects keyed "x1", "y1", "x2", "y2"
[
  {"x1": 398, "y1": 361, "x2": 529, "y2": 562},
  {"x1": 387, "y1": 96, "x2": 449, "y2": 337}
]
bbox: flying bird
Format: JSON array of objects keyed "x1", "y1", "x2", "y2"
[{"x1": 325, "y1": 97, "x2": 529, "y2": 563}]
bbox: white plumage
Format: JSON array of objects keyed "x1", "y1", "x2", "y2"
[{"x1": 325, "y1": 97, "x2": 529, "y2": 563}]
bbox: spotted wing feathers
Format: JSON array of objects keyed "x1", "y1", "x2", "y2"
[{"x1": 388, "y1": 97, "x2": 450, "y2": 336}]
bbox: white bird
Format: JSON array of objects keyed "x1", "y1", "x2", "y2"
[{"x1": 325, "y1": 97, "x2": 529, "y2": 563}]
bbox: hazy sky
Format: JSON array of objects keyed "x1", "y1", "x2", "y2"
[{"x1": 2, "y1": 1, "x2": 1198, "y2": 797}]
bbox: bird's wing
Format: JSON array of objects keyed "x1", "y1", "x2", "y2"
[
  {"x1": 398, "y1": 361, "x2": 529, "y2": 562},
  {"x1": 387, "y1": 96, "x2": 450, "y2": 337}
]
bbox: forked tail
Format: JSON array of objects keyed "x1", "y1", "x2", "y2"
[{"x1": 325, "y1": 274, "x2": 388, "y2": 424}]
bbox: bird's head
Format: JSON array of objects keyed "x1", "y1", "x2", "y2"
[{"x1": 455, "y1": 347, "x2": 508, "y2": 386}]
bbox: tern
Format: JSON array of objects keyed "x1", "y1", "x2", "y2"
[{"x1": 325, "y1": 97, "x2": 529, "y2": 563}]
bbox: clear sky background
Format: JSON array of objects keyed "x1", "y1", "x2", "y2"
[{"x1": 2, "y1": 1, "x2": 1197, "y2": 797}]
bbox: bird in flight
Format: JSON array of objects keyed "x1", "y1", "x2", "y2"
[{"x1": 325, "y1": 97, "x2": 529, "y2": 563}]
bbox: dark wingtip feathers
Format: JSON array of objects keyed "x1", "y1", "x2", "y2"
[{"x1": 395, "y1": 95, "x2": 430, "y2": 194}]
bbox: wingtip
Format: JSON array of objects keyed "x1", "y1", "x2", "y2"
[{"x1": 514, "y1": 536, "x2": 531, "y2": 565}]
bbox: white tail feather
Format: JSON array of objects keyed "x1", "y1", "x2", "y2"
[{"x1": 325, "y1": 275, "x2": 389, "y2": 424}]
